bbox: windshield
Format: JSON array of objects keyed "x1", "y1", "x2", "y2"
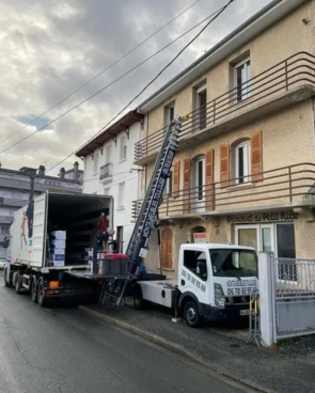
[{"x1": 210, "y1": 249, "x2": 258, "y2": 277}]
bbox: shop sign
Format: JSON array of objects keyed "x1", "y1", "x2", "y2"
[
  {"x1": 193, "y1": 233, "x2": 207, "y2": 243},
  {"x1": 227, "y1": 211, "x2": 298, "y2": 223}
]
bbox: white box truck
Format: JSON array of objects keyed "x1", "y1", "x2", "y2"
[{"x1": 3, "y1": 191, "x2": 113, "y2": 306}]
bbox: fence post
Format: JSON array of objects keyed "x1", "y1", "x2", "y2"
[{"x1": 259, "y1": 252, "x2": 276, "y2": 347}]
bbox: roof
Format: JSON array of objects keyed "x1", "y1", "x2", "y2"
[
  {"x1": 75, "y1": 110, "x2": 144, "y2": 157},
  {"x1": 138, "y1": 0, "x2": 309, "y2": 113}
]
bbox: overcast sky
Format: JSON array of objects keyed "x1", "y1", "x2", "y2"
[{"x1": 0, "y1": 0, "x2": 273, "y2": 174}]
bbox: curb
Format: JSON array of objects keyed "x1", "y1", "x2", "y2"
[{"x1": 79, "y1": 306, "x2": 278, "y2": 393}]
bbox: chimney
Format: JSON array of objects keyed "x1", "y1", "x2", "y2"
[
  {"x1": 38, "y1": 165, "x2": 46, "y2": 177},
  {"x1": 73, "y1": 161, "x2": 79, "y2": 182},
  {"x1": 59, "y1": 167, "x2": 65, "y2": 180}
]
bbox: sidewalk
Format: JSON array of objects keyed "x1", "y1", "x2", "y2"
[{"x1": 80, "y1": 302, "x2": 315, "y2": 393}]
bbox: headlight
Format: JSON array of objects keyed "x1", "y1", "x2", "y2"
[{"x1": 214, "y1": 283, "x2": 225, "y2": 308}]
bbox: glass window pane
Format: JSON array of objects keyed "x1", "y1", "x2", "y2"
[
  {"x1": 277, "y1": 224, "x2": 296, "y2": 258},
  {"x1": 238, "y1": 228, "x2": 257, "y2": 250},
  {"x1": 262, "y1": 228, "x2": 272, "y2": 252}
]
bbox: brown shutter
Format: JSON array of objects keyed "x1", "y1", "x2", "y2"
[
  {"x1": 173, "y1": 161, "x2": 180, "y2": 198},
  {"x1": 220, "y1": 144, "x2": 230, "y2": 188},
  {"x1": 183, "y1": 158, "x2": 191, "y2": 212},
  {"x1": 251, "y1": 131, "x2": 263, "y2": 182},
  {"x1": 205, "y1": 149, "x2": 215, "y2": 210}
]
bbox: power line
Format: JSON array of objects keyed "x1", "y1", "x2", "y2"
[
  {"x1": 0, "y1": 0, "x2": 201, "y2": 147},
  {"x1": 45, "y1": 3, "x2": 232, "y2": 174},
  {"x1": 0, "y1": 4, "x2": 227, "y2": 160}
]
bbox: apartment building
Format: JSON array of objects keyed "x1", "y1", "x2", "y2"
[
  {"x1": 76, "y1": 110, "x2": 144, "y2": 253},
  {"x1": 132, "y1": 0, "x2": 315, "y2": 276},
  {"x1": 0, "y1": 162, "x2": 83, "y2": 260}
]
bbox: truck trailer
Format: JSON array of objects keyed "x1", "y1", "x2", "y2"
[{"x1": 3, "y1": 191, "x2": 114, "y2": 306}]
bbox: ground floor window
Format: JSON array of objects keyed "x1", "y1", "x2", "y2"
[{"x1": 235, "y1": 222, "x2": 296, "y2": 258}]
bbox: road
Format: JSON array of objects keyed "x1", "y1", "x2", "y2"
[{"x1": 0, "y1": 277, "x2": 253, "y2": 393}]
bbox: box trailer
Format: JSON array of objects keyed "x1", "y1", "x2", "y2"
[{"x1": 3, "y1": 191, "x2": 114, "y2": 306}]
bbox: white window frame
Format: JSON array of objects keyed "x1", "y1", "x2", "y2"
[
  {"x1": 164, "y1": 104, "x2": 175, "y2": 127},
  {"x1": 105, "y1": 144, "x2": 112, "y2": 164},
  {"x1": 195, "y1": 85, "x2": 207, "y2": 130},
  {"x1": 117, "y1": 182, "x2": 125, "y2": 209},
  {"x1": 164, "y1": 170, "x2": 173, "y2": 197},
  {"x1": 193, "y1": 156, "x2": 205, "y2": 212},
  {"x1": 93, "y1": 151, "x2": 99, "y2": 175},
  {"x1": 234, "y1": 58, "x2": 251, "y2": 102},
  {"x1": 235, "y1": 140, "x2": 250, "y2": 184},
  {"x1": 120, "y1": 136, "x2": 127, "y2": 161}
]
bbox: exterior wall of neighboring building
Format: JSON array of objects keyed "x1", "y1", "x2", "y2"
[
  {"x1": 134, "y1": 0, "x2": 315, "y2": 277},
  {"x1": 82, "y1": 122, "x2": 142, "y2": 253}
]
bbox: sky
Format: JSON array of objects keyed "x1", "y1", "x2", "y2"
[{"x1": 0, "y1": 0, "x2": 274, "y2": 175}]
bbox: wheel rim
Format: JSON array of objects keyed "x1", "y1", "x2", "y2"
[{"x1": 187, "y1": 306, "x2": 198, "y2": 324}]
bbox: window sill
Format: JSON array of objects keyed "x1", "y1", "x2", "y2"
[
  {"x1": 117, "y1": 206, "x2": 125, "y2": 211},
  {"x1": 160, "y1": 268, "x2": 175, "y2": 272},
  {"x1": 226, "y1": 182, "x2": 255, "y2": 192},
  {"x1": 119, "y1": 158, "x2": 127, "y2": 163}
]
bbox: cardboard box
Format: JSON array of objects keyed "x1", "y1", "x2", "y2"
[
  {"x1": 51, "y1": 248, "x2": 65, "y2": 256},
  {"x1": 51, "y1": 231, "x2": 66, "y2": 240},
  {"x1": 52, "y1": 253, "x2": 65, "y2": 266},
  {"x1": 51, "y1": 239, "x2": 66, "y2": 249}
]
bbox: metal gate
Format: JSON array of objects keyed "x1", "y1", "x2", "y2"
[{"x1": 272, "y1": 256, "x2": 315, "y2": 340}]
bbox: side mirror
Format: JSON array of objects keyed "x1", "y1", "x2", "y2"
[{"x1": 196, "y1": 261, "x2": 206, "y2": 276}]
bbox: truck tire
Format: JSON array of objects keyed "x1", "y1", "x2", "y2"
[
  {"x1": 31, "y1": 278, "x2": 38, "y2": 303},
  {"x1": 3, "y1": 268, "x2": 10, "y2": 288},
  {"x1": 15, "y1": 273, "x2": 22, "y2": 294},
  {"x1": 37, "y1": 277, "x2": 46, "y2": 307},
  {"x1": 183, "y1": 301, "x2": 201, "y2": 328}
]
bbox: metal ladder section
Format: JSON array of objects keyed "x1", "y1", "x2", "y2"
[{"x1": 102, "y1": 117, "x2": 183, "y2": 309}]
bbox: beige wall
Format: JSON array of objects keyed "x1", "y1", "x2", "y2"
[{"x1": 145, "y1": 0, "x2": 315, "y2": 138}]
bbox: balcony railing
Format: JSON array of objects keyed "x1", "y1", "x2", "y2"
[
  {"x1": 132, "y1": 163, "x2": 315, "y2": 220},
  {"x1": 135, "y1": 51, "x2": 315, "y2": 162},
  {"x1": 100, "y1": 163, "x2": 113, "y2": 181}
]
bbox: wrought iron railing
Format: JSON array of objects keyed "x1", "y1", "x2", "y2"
[
  {"x1": 131, "y1": 162, "x2": 315, "y2": 220},
  {"x1": 134, "y1": 52, "x2": 315, "y2": 161},
  {"x1": 100, "y1": 163, "x2": 113, "y2": 180}
]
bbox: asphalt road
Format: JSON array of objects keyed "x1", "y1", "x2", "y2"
[{"x1": 0, "y1": 277, "x2": 252, "y2": 393}]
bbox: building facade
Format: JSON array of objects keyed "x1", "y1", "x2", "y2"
[
  {"x1": 0, "y1": 162, "x2": 83, "y2": 260},
  {"x1": 132, "y1": 0, "x2": 315, "y2": 277},
  {"x1": 76, "y1": 110, "x2": 144, "y2": 253}
]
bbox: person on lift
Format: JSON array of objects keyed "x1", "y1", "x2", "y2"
[{"x1": 98, "y1": 212, "x2": 109, "y2": 253}]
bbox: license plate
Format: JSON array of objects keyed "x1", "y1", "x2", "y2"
[{"x1": 240, "y1": 309, "x2": 250, "y2": 316}]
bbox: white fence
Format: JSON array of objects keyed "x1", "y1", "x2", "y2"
[{"x1": 259, "y1": 253, "x2": 315, "y2": 346}]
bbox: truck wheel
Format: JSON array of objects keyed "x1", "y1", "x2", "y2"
[
  {"x1": 3, "y1": 268, "x2": 10, "y2": 288},
  {"x1": 183, "y1": 301, "x2": 201, "y2": 328},
  {"x1": 37, "y1": 277, "x2": 46, "y2": 307},
  {"x1": 31, "y1": 278, "x2": 38, "y2": 303},
  {"x1": 133, "y1": 285, "x2": 147, "y2": 310},
  {"x1": 15, "y1": 273, "x2": 22, "y2": 294}
]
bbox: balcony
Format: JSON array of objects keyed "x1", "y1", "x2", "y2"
[
  {"x1": 131, "y1": 162, "x2": 315, "y2": 221},
  {"x1": 99, "y1": 163, "x2": 113, "y2": 182},
  {"x1": 134, "y1": 52, "x2": 315, "y2": 164}
]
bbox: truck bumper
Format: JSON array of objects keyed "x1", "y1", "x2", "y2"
[{"x1": 200, "y1": 303, "x2": 250, "y2": 322}]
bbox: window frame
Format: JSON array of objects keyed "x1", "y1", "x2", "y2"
[
  {"x1": 195, "y1": 84, "x2": 207, "y2": 130},
  {"x1": 117, "y1": 182, "x2": 125, "y2": 209},
  {"x1": 234, "y1": 140, "x2": 250, "y2": 184},
  {"x1": 119, "y1": 136, "x2": 127, "y2": 161},
  {"x1": 234, "y1": 58, "x2": 251, "y2": 102},
  {"x1": 183, "y1": 249, "x2": 208, "y2": 282}
]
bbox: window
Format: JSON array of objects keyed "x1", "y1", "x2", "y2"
[
  {"x1": 235, "y1": 140, "x2": 250, "y2": 184},
  {"x1": 235, "y1": 59, "x2": 251, "y2": 102},
  {"x1": 164, "y1": 170, "x2": 173, "y2": 197},
  {"x1": 120, "y1": 136, "x2": 127, "y2": 161},
  {"x1": 93, "y1": 152, "x2": 99, "y2": 175},
  {"x1": 193, "y1": 156, "x2": 205, "y2": 207},
  {"x1": 210, "y1": 249, "x2": 258, "y2": 278},
  {"x1": 195, "y1": 86, "x2": 207, "y2": 130},
  {"x1": 164, "y1": 104, "x2": 175, "y2": 127},
  {"x1": 277, "y1": 224, "x2": 297, "y2": 281},
  {"x1": 0, "y1": 226, "x2": 10, "y2": 235},
  {"x1": 118, "y1": 183, "x2": 125, "y2": 209},
  {"x1": 183, "y1": 250, "x2": 207, "y2": 281},
  {"x1": 105, "y1": 145, "x2": 112, "y2": 164}
]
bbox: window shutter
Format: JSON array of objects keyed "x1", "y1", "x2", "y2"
[
  {"x1": 173, "y1": 161, "x2": 180, "y2": 198},
  {"x1": 183, "y1": 158, "x2": 191, "y2": 212},
  {"x1": 251, "y1": 131, "x2": 263, "y2": 182},
  {"x1": 220, "y1": 144, "x2": 230, "y2": 188},
  {"x1": 205, "y1": 149, "x2": 215, "y2": 210}
]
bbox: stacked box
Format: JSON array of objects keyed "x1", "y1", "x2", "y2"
[{"x1": 50, "y1": 231, "x2": 66, "y2": 267}]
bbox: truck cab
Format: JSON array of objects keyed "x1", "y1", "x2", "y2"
[{"x1": 178, "y1": 243, "x2": 258, "y2": 327}]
